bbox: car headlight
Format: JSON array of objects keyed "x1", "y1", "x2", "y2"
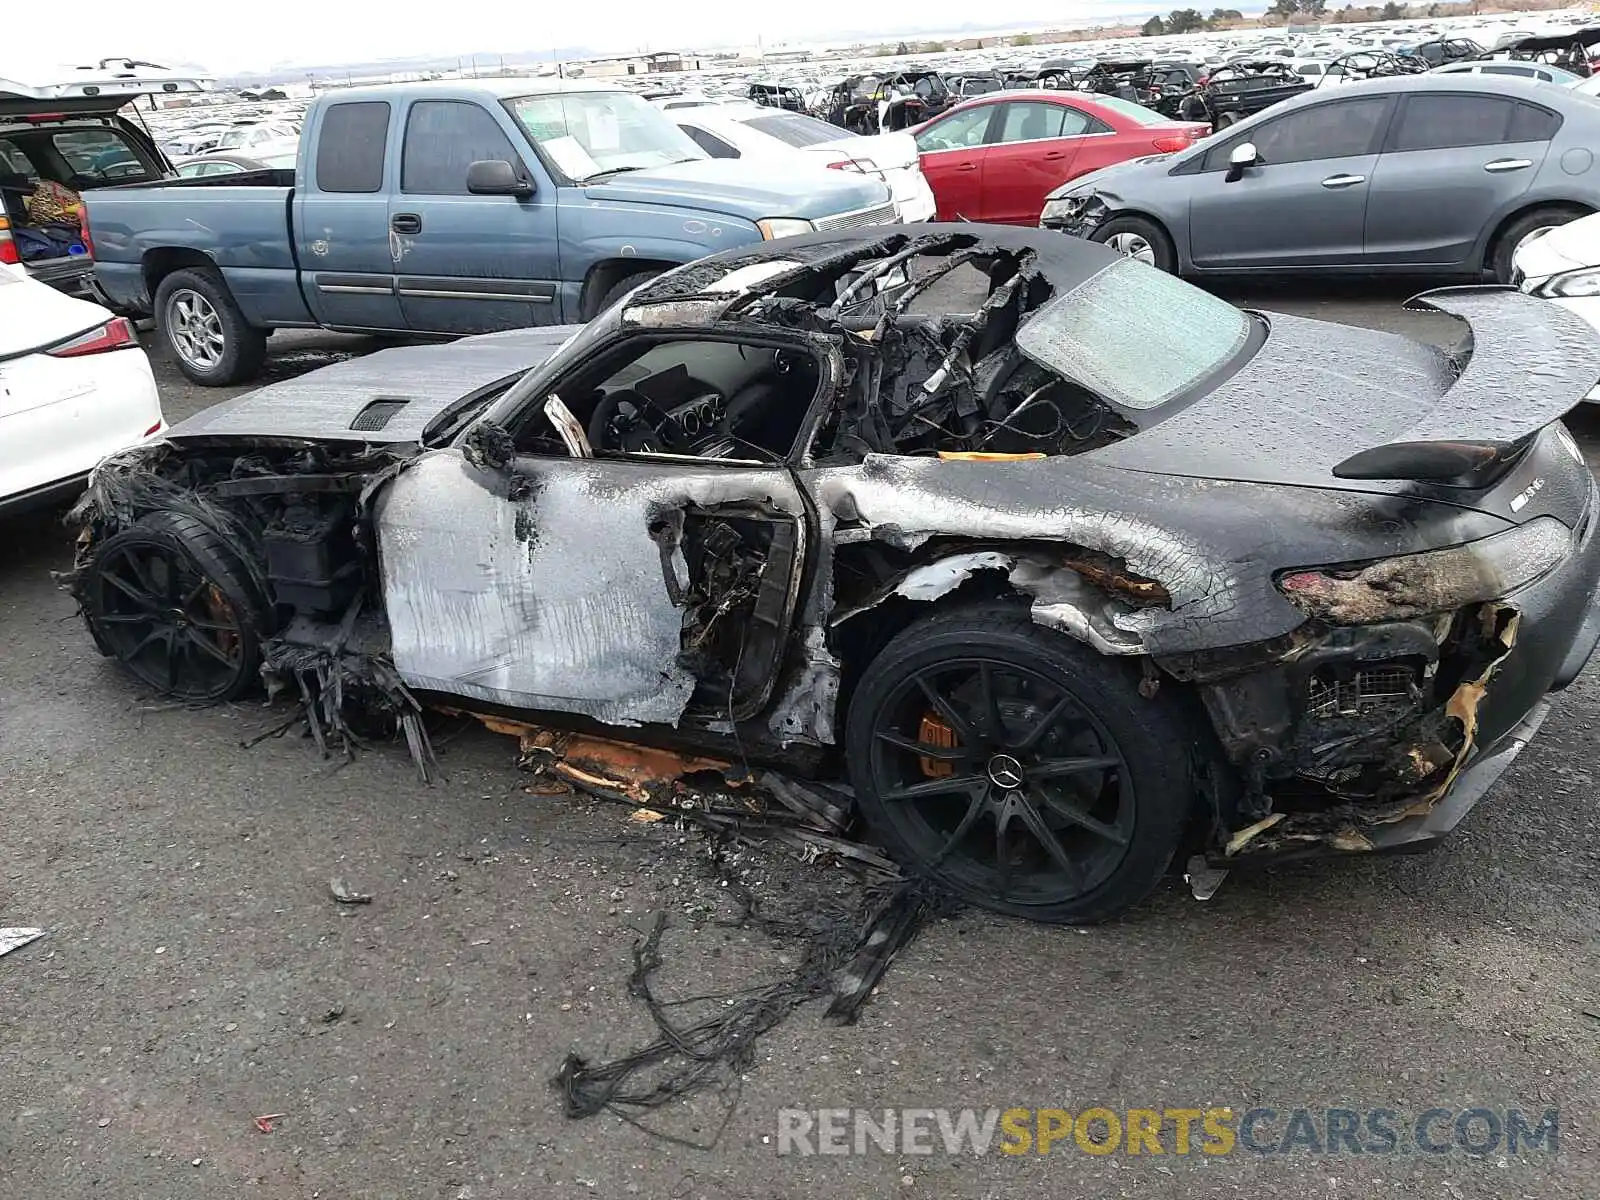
[
  {"x1": 757, "y1": 217, "x2": 814, "y2": 241},
  {"x1": 1040, "y1": 195, "x2": 1088, "y2": 225},
  {"x1": 1537, "y1": 266, "x2": 1600, "y2": 299},
  {"x1": 1275, "y1": 517, "x2": 1571, "y2": 624}
]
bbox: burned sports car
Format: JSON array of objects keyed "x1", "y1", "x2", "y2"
[{"x1": 66, "y1": 226, "x2": 1600, "y2": 924}]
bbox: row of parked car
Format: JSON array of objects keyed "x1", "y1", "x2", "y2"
[{"x1": 10, "y1": 52, "x2": 1600, "y2": 516}]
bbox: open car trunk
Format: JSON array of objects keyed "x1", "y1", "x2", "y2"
[{"x1": 0, "y1": 64, "x2": 206, "y2": 296}]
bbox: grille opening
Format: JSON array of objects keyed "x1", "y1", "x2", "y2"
[
  {"x1": 1304, "y1": 662, "x2": 1422, "y2": 721},
  {"x1": 349, "y1": 398, "x2": 410, "y2": 431}
]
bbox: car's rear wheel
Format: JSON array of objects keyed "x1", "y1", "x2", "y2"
[
  {"x1": 155, "y1": 267, "x2": 268, "y2": 386},
  {"x1": 1092, "y1": 215, "x2": 1176, "y2": 272},
  {"x1": 845, "y1": 605, "x2": 1195, "y2": 924},
  {"x1": 1491, "y1": 206, "x2": 1585, "y2": 284},
  {"x1": 82, "y1": 511, "x2": 267, "y2": 703}
]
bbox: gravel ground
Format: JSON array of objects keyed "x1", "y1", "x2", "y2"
[{"x1": 2, "y1": 288, "x2": 1597, "y2": 1199}]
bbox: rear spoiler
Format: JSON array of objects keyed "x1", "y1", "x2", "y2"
[{"x1": 1333, "y1": 286, "x2": 1600, "y2": 481}]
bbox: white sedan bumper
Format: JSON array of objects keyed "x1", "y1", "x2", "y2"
[{"x1": 0, "y1": 345, "x2": 165, "y2": 512}]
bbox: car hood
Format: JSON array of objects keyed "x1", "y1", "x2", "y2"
[
  {"x1": 1044, "y1": 154, "x2": 1171, "y2": 202},
  {"x1": 164, "y1": 327, "x2": 580, "y2": 446},
  {"x1": 1512, "y1": 211, "x2": 1600, "y2": 284},
  {"x1": 580, "y1": 158, "x2": 888, "y2": 222},
  {"x1": 1092, "y1": 287, "x2": 1600, "y2": 497}
]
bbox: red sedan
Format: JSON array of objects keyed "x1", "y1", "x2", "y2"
[{"x1": 911, "y1": 90, "x2": 1210, "y2": 224}]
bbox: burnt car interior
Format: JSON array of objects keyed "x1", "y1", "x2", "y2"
[{"x1": 514, "y1": 337, "x2": 823, "y2": 463}]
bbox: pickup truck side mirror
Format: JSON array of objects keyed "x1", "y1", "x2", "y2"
[
  {"x1": 1225, "y1": 142, "x2": 1259, "y2": 182},
  {"x1": 466, "y1": 159, "x2": 534, "y2": 197}
]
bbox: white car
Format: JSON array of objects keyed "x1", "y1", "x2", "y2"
[
  {"x1": 672, "y1": 104, "x2": 936, "y2": 223},
  {"x1": 1513, "y1": 212, "x2": 1600, "y2": 401},
  {"x1": 0, "y1": 263, "x2": 165, "y2": 514}
]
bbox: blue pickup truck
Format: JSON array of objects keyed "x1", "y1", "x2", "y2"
[{"x1": 84, "y1": 80, "x2": 899, "y2": 384}]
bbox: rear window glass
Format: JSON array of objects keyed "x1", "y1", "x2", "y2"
[
  {"x1": 1083, "y1": 95, "x2": 1170, "y2": 126},
  {"x1": 1015, "y1": 259, "x2": 1252, "y2": 411},
  {"x1": 316, "y1": 101, "x2": 390, "y2": 193},
  {"x1": 1390, "y1": 94, "x2": 1520, "y2": 150},
  {"x1": 739, "y1": 113, "x2": 847, "y2": 147},
  {"x1": 1509, "y1": 101, "x2": 1562, "y2": 141},
  {"x1": 51, "y1": 130, "x2": 152, "y2": 183}
]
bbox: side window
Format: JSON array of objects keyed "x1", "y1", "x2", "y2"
[
  {"x1": 1248, "y1": 97, "x2": 1390, "y2": 165},
  {"x1": 997, "y1": 103, "x2": 1067, "y2": 143},
  {"x1": 0, "y1": 137, "x2": 38, "y2": 179},
  {"x1": 914, "y1": 105, "x2": 995, "y2": 151},
  {"x1": 401, "y1": 101, "x2": 521, "y2": 195},
  {"x1": 680, "y1": 125, "x2": 740, "y2": 159},
  {"x1": 1509, "y1": 102, "x2": 1562, "y2": 141},
  {"x1": 315, "y1": 101, "x2": 390, "y2": 193},
  {"x1": 1389, "y1": 95, "x2": 1520, "y2": 151}
]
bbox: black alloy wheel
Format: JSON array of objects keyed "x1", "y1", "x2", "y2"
[
  {"x1": 83, "y1": 512, "x2": 265, "y2": 702},
  {"x1": 847, "y1": 606, "x2": 1194, "y2": 923}
]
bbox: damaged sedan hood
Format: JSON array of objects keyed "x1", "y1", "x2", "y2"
[
  {"x1": 1091, "y1": 287, "x2": 1600, "y2": 496},
  {"x1": 163, "y1": 327, "x2": 580, "y2": 446}
]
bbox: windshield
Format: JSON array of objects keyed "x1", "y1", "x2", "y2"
[
  {"x1": 1015, "y1": 259, "x2": 1253, "y2": 411},
  {"x1": 739, "y1": 112, "x2": 846, "y2": 147},
  {"x1": 1086, "y1": 95, "x2": 1172, "y2": 125},
  {"x1": 506, "y1": 91, "x2": 705, "y2": 182},
  {"x1": 215, "y1": 129, "x2": 254, "y2": 149}
]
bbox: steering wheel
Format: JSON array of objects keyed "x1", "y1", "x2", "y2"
[{"x1": 587, "y1": 388, "x2": 684, "y2": 454}]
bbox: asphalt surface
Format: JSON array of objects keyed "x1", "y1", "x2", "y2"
[{"x1": 3, "y1": 286, "x2": 1599, "y2": 1199}]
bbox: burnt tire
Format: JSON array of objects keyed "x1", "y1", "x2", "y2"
[
  {"x1": 82, "y1": 510, "x2": 268, "y2": 703},
  {"x1": 591, "y1": 270, "x2": 664, "y2": 319},
  {"x1": 845, "y1": 604, "x2": 1195, "y2": 924},
  {"x1": 154, "y1": 267, "x2": 268, "y2": 386},
  {"x1": 1091, "y1": 215, "x2": 1177, "y2": 273},
  {"x1": 1491, "y1": 206, "x2": 1585, "y2": 284}
]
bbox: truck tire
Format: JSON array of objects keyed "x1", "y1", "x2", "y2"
[
  {"x1": 154, "y1": 267, "x2": 268, "y2": 387},
  {"x1": 592, "y1": 270, "x2": 664, "y2": 319}
]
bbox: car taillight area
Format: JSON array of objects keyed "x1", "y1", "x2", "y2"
[
  {"x1": 0, "y1": 216, "x2": 18, "y2": 265},
  {"x1": 1151, "y1": 126, "x2": 1209, "y2": 154},
  {"x1": 47, "y1": 317, "x2": 139, "y2": 358}
]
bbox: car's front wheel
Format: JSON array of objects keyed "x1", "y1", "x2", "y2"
[
  {"x1": 1091, "y1": 215, "x2": 1177, "y2": 272},
  {"x1": 81, "y1": 511, "x2": 268, "y2": 702},
  {"x1": 155, "y1": 267, "x2": 268, "y2": 386},
  {"x1": 845, "y1": 605, "x2": 1196, "y2": 924}
]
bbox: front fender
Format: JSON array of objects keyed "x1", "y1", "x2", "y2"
[{"x1": 557, "y1": 192, "x2": 763, "y2": 281}]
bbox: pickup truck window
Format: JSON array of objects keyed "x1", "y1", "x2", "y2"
[
  {"x1": 316, "y1": 101, "x2": 390, "y2": 193},
  {"x1": 402, "y1": 101, "x2": 521, "y2": 195},
  {"x1": 505, "y1": 91, "x2": 704, "y2": 183}
]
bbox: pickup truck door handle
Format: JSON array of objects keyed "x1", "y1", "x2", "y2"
[
  {"x1": 1483, "y1": 158, "x2": 1533, "y2": 173},
  {"x1": 1320, "y1": 174, "x2": 1365, "y2": 189},
  {"x1": 391, "y1": 213, "x2": 423, "y2": 234}
]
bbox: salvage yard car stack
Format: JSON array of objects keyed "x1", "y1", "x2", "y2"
[{"x1": 62, "y1": 226, "x2": 1600, "y2": 923}]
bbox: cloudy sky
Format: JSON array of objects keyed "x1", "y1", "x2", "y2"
[{"x1": 55, "y1": 0, "x2": 1152, "y2": 73}]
